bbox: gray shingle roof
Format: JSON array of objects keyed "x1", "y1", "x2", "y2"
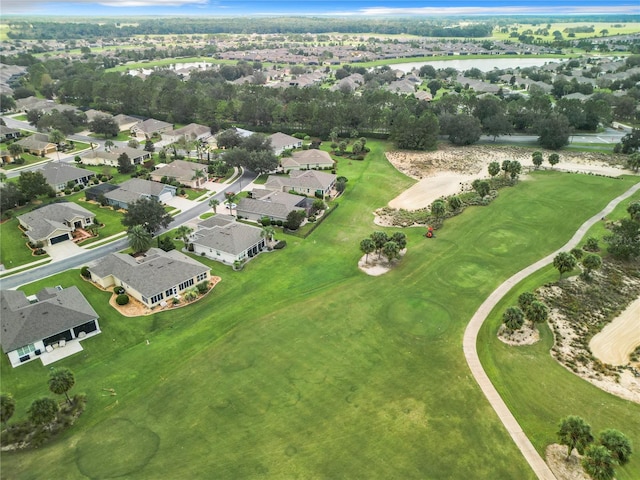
[
  {"x1": 269, "y1": 132, "x2": 301, "y2": 150},
  {"x1": 197, "y1": 214, "x2": 236, "y2": 229},
  {"x1": 281, "y1": 149, "x2": 334, "y2": 169},
  {"x1": 90, "y1": 248, "x2": 209, "y2": 298},
  {"x1": 39, "y1": 163, "x2": 95, "y2": 186},
  {"x1": 17, "y1": 202, "x2": 94, "y2": 242},
  {"x1": 237, "y1": 189, "x2": 306, "y2": 219},
  {"x1": 192, "y1": 222, "x2": 263, "y2": 255},
  {"x1": 1, "y1": 287, "x2": 99, "y2": 352},
  {"x1": 265, "y1": 170, "x2": 336, "y2": 192}
]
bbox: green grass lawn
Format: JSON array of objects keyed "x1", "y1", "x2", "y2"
[
  {"x1": 88, "y1": 132, "x2": 131, "y2": 142},
  {"x1": 477, "y1": 186, "x2": 640, "y2": 480},
  {"x1": 2, "y1": 153, "x2": 48, "y2": 170},
  {"x1": 0, "y1": 217, "x2": 48, "y2": 268},
  {"x1": 1, "y1": 143, "x2": 639, "y2": 479}
]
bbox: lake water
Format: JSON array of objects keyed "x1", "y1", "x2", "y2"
[{"x1": 393, "y1": 57, "x2": 562, "y2": 73}]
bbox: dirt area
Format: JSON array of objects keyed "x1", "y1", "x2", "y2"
[
  {"x1": 107, "y1": 277, "x2": 222, "y2": 317},
  {"x1": 497, "y1": 323, "x2": 540, "y2": 346},
  {"x1": 357, "y1": 250, "x2": 406, "y2": 276},
  {"x1": 383, "y1": 144, "x2": 631, "y2": 211},
  {"x1": 589, "y1": 296, "x2": 640, "y2": 366},
  {"x1": 538, "y1": 261, "x2": 640, "y2": 404},
  {"x1": 545, "y1": 444, "x2": 590, "y2": 480}
]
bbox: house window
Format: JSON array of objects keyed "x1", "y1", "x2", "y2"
[
  {"x1": 16, "y1": 344, "x2": 36, "y2": 356},
  {"x1": 150, "y1": 293, "x2": 164, "y2": 304},
  {"x1": 86, "y1": 218, "x2": 91, "y2": 224},
  {"x1": 178, "y1": 278, "x2": 194, "y2": 291},
  {"x1": 165, "y1": 287, "x2": 177, "y2": 297},
  {"x1": 196, "y1": 272, "x2": 208, "y2": 282}
]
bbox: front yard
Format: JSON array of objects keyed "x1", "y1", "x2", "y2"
[{"x1": 0, "y1": 217, "x2": 48, "y2": 268}]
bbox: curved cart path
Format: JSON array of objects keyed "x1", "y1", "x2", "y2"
[{"x1": 463, "y1": 180, "x2": 640, "y2": 480}]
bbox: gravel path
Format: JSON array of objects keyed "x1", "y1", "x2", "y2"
[{"x1": 462, "y1": 180, "x2": 640, "y2": 480}]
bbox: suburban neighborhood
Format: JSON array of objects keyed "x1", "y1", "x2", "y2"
[{"x1": 1, "y1": 11, "x2": 640, "y2": 480}]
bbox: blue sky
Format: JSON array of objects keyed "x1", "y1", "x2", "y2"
[{"x1": 2, "y1": 0, "x2": 639, "y2": 16}]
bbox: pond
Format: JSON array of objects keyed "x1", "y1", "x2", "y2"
[{"x1": 392, "y1": 57, "x2": 563, "y2": 73}]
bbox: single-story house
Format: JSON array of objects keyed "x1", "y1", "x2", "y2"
[
  {"x1": 150, "y1": 159, "x2": 207, "y2": 188},
  {"x1": 18, "y1": 202, "x2": 95, "y2": 246},
  {"x1": 191, "y1": 214, "x2": 266, "y2": 265},
  {"x1": 89, "y1": 248, "x2": 211, "y2": 308},
  {"x1": 131, "y1": 118, "x2": 173, "y2": 140},
  {"x1": 101, "y1": 178, "x2": 176, "y2": 209},
  {"x1": 0, "y1": 125, "x2": 20, "y2": 141},
  {"x1": 161, "y1": 123, "x2": 211, "y2": 143},
  {"x1": 236, "y1": 188, "x2": 310, "y2": 223},
  {"x1": 281, "y1": 149, "x2": 334, "y2": 171},
  {"x1": 85, "y1": 183, "x2": 119, "y2": 204},
  {"x1": 269, "y1": 132, "x2": 302, "y2": 155},
  {"x1": 84, "y1": 109, "x2": 113, "y2": 123},
  {"x1": 15, "y1": 133, "x2": 57, "y2": 156},
  {"x1": 39, "y1": 162, "x2": 96, "y2": 192},
  {"x1": 1, "y1": 286, "x2": 101, "y2": 368},
  {"x1": 264, "y1": 170, "x2": 337, "y2": 198},
  {"x1": 113, "y1": 114, "x2": 140, "y2": 132},
  {"x1": 81, "y1": 146, "x2": 152, "y2": 167}
]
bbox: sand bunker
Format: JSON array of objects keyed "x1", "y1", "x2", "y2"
[
  {"x1": 590, "y1": 296, "x2": 640, "y2": 366},
  {"x1": 384, "y1": 145, "x2": 630, "y2": 211}
]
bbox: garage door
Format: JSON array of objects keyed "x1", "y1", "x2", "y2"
[
  {"x1": 50, "y1": 233, "x2": 70, "y2": 245},
  {"x1": 158, "y1": 191, "x2": 173, "y2": 202}
]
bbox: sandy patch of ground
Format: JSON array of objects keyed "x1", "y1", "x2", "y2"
[
  {"x1": 497, "y1": 323, "x2": 540, "y2": 346},
  {"x1": 358, "y1": 251, "x2": 406, "y2": 276},
  {"x1": 384, "y1": 144, "x2": 631, "y2": 211},
  {"x1": 590, "y1": 296, "x2": 640, "y2": 366},
  {"x1": 545, "y1": 444, "x2": 590, "y2": 480}
]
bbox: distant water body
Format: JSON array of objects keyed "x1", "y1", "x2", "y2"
[{"x1": 393, "y1": 57, "x2": 561, "y2": 73}]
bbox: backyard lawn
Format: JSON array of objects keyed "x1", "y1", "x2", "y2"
[
  {"x1": 0, "y1": 217, "x2": 48, "y2": 268},
  {"x1": 1, "y1": 142, "x2": 639, "y2": 479}
]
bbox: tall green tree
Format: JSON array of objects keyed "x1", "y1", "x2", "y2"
[
  {"x1": 122, "y1": 197, "x2": 172, "y2": 234},
  {"x1": 532, "y1": 151, "x2": 543, "y2": 169},
  {"x1": 627, "y1": 201, "x2": 640, "y2": 222},
  {"x1": 537, "y1": 113, "x2": 572, "y2": 150},
  {"x1": 208, "y1": 198, "x2": 220, "y2": 213},
  {"x1": 558, "y1": 416, "x2": 594, "y2": 458},
  {"x1": 89, "y1": 115, "x2": 119, "y2": 138},
  {"x1": 390, "y1": 232, "x2": 407, "y2": 250},
  {"x1": 517, "y1": 292, "x2": 536, "y2": 312},
  {"x1": 582, "y1": 445, "x2": 616, "y2": 480},
  {"x1": 548, "y1": 153, "x2": 560, "y2": 167},
  {"x1": 502, "y1": 306, "x2": 524, "y2": 332},
  {"x1": 604, "y1": 218, "x2": 640, "y2": 261},
  {"x1": 382, "y1": 240, "x2": 400, "y2": 263},
  {"x1": 48, "y1": 368, "x2": 75, "y2": 405},
  {"x1": 360, "y1": 238, "x2": 375, "y2": 263},
  {"x1": 128, "y1": 224, "x2": 153, "y2": 253},
  {"x1": 1, "y1": 393, "x2": 16, "y2": 428},
  {"x1": 17, "y1": 171, "x2": 51, "y2": 200},
  {"x1": 8, "y1": 143, "x2": 23, "y2": 162},
  {"x1": 370, "y1": 231, "x2": 389, "y2": 258},
  {"x1": 553, "y1": 251, "x2": 577, "y2": 279},
  {"x1": 598, "y1": 429, "x2": 632, "y2": 466},
  {"x1": 581, "y1": 253, "x2": 602, "y2": 279},
  {"x1": 117, "y1": 152, "x2": 134, "y2": 174},
  {"x1": 28, "y1": 397, "x2": 58, "y2": 426},
  {"x1": 526, "y1": 300, "x2": 548, "y2": 326}
]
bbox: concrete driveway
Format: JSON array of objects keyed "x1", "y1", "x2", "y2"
[
  {"x1": 165, "y1": 195, "x2": 196, "y2": 211},
  {"x1": 45, "y1": 241, "x2": 85, "y2": 261}
]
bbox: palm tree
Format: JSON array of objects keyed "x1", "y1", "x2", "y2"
[
  {"x1": 48, "y1": 129, "x2": 65, "y2": 162},
  {"x1": 225, "y1": 191, "x2": 238, "y2": 216},
  {"x1": 261, "y1": 226, "x2": 275, "y2": 245},
  {"x1": 128, "y1": 224, "x2": 152, "y2": 253},
  {"x1": 360, "y1": 238, "x2": 375, "y2": 263},
  {"x1": 175, "y1": 225, "x2": 193, "y2": 246},
  {"x1": 104, "y1": 140, "x2": 114, "y2": 152},
  {"x1": 192, "y1": 168, "x2": 206, "y2": 186},
  {"x1": 208, "y1": 198, "x2": 220, "y2": 213},
  {"x1": 48, "y1": 368, "x2": 75, "y2": 405}
]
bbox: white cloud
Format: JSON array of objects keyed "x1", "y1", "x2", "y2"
[
  {"x1": 97, "y1": 0, "x2": 208, "y2": 6},
  {"x1": 355, "y1": 5, "x2": 640, "y2": 15}
]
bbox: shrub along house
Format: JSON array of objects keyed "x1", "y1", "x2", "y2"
[
  {"x1": 0, "y1": 286, "x2": 101, "y2": 368},
  {"x1": 17, "y1": 202, "x2": 95, "y2": 246},
  {"x1": 89, "y1": 248, "x2": 211, "y2": 308},
  {"x1": 190, "y1": 214, "x2": 266, "y2": 265}
]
